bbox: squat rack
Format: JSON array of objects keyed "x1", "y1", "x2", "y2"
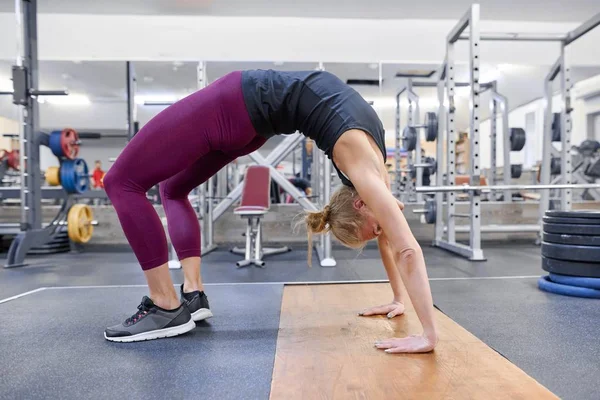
[
  {"x1": 1, "y1": 0, "x2": 74, "y2": 267},
  {"x1": 417, "y1": 4, "x2": 600, "y2": 261}
]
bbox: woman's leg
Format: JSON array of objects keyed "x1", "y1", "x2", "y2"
[
  {"x1": 160, "y1": 137, "x2": 266, "y2": 294},
  {"x1": 103, "y1": 71, "x2": 261, "y2": 341}
]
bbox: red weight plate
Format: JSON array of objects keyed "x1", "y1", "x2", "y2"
[
  {"x1": 7, "y1": 150, "x2": 20, "y2": 170},
  {"x1": 60, "y1": 128, "x2": 80, "y2": 160}
]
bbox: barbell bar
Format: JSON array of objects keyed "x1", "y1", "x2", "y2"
[{"x1": 415, "y1": 183, "x2": 600, "y2": 193}]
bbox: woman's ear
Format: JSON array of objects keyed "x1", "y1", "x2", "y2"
[{"x1": 352, "y1": 197, "x2": 366, "y2": 211}]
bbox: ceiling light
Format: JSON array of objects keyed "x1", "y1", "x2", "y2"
[
  {"x1": 273, "y1": 61, "x2": 285, "y2": 66},
  {"x1": 135, "y1": 95, "x2": 178, "y2": 106},
  {"x1": 43, "y1": 94, "x2": 91, "y2": 106},
  {"x1": 61, "y1": 73, "x2": 71, "y2": 80},
  {"x1": 368, "y1": 63, "x2": 379, "y2": 70},
  {"x1": 143, "y1": 76, "x2": 154, "y2": 83}
]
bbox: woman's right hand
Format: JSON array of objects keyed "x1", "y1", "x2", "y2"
[{"x1": 358, "y1": 301, "x2": 405, "y2": 319}]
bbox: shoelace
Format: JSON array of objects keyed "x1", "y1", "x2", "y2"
[{"x1": 125, "y1": 303, "x2": 150, "y2": 325}]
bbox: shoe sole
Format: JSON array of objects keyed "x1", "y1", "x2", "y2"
[
  {"x1": 104, "y1": 318, "x2": 195, "y2": 343},
  {"x1": 191, "y1": 308, "x2": 213, "y2": 322}
]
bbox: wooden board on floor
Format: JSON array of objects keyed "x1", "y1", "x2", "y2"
[{"x1": 270, "y1": 283, "x2": 557, "y2": 400}]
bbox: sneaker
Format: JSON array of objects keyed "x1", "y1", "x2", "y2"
[
  {"x1": 180, "y1": 284, "x2": 213, "y2": 322},
  {"x1": 104, "y1": 296, "x2": 195, "y2": 343}
]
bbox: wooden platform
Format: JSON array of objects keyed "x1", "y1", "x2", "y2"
[{"x1": 270, "y1": 283, "x2": 557, "y2": 399}]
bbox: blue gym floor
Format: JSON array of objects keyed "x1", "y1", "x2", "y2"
[{"x1": 1, "y1": 241, "x2": 599, "y2": 400}]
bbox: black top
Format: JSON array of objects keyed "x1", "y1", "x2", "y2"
[{"x1": 241, "y1": 69, "x2": 386, "y2": 187}]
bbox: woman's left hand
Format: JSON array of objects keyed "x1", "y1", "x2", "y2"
[{"x1": 374, "y1": 334, "x2": 437, "y2": 354}]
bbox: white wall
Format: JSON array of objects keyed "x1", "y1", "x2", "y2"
[{"x1": 0, "y1": 13, "x2": 599, "y2": 66}]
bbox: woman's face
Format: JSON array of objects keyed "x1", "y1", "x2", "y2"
[{"x1": 353, "y1": 198, "x2": 383, "y2": 242}]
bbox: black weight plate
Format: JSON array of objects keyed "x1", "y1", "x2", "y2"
[
  {"x1": 543, "y1": 216, "x2": 600, "y2": 225},
  {"x1": 424, "y1": 112, "x2": 438, "y2": 142},
  {"x1": 542, "y1": 256, "x2": 600, "y2": 278},
  {"x1": 551, "y1": 113, "x2": 561, "y2": 142},
  {"x1": 510, "y1": 128, "x2": 526, "y2": 151},
  {"x1": 542, "y1": 241, "x2": 600, "y2": 263},
  {"x1": 402, "y1": 126, "x2": 417, "y2": 152},
  {"x1": 543, "y1": 223, "x2": 600, "y2": 236},
  {"x1": 545, "y1": 210, "x2": 600, "y2": 219},
  {"x1": 543, "y1": 232, "x2": 600, "y2": 247}
]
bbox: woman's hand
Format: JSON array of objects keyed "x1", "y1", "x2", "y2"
[
  {"x1": 374, "y1": 334, "x2": 437, "y2": 354},
  {"x1": 358, "y1": 301, "x2": 405, "y2": 319}
]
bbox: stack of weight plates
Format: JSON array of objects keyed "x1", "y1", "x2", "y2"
[{"x1": 539, "y1": 210, "x2": 600, "y2": 298}]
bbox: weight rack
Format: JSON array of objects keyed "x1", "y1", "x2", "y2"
[{"x1": 416, "y1": 4, "x2": 600, "y2": 261}]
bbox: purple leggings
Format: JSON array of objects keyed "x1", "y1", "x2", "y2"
[{"x1": 104, "y1": 71, "x2": 266, "y2": 270}]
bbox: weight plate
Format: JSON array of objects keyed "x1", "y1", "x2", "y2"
[
  {"x1": 45, "y1": 166, "x2": 61, "y2": 186},
  {"x1": 542, "y1": 241, "x2": 600, "y2": 263},
  {"x1": 402, "y1": 126, "x2": 417, "y2": 152},
  {"x1": 60, "y1": 128, "x2": 80, "y2": 160},
  {"x1": 551, "y1": 113, "x2": 561, "y2": 142},
  {"x1": 550, "y1": 158, "x2": 561, "y2": 175},
  {"x1": 509, "y1": 128, "x2": 526, "y2": 151},
  {"x1": 424, "y1": 112, "x2": 438, "y2": 142},
  {"x1": 60, "y1": 158, "x2": 90, "y2": 194},
  {"x1": 543, "y1": 232, "x2": 600, "y2": 247},
  {"x1": 49, "y1": 131, "x2": 65, "y2": 158},
  {"x1": 538, "y1": 276, "x2": 600, "y2": 299},
  {"x1": 548, "y1": 273, "x2": 600, "y2": 290},
  {"x1": 425, "y1": 198, "x2": 436, "y2": 224},
  {"x1": 6, "y1": 150, "x2": 19, "y2": 170},
  {"x1": 542, "y1": 256, "x2": 600, "y2": 278},
  {"x1": 545, "y1": 210, "x2": 600, "y2": 219},
  {"x1": 543, "y1": 216, "x2": 600, "y2": 225},
  {"x1": 68, "y1": 204, "x2": 94, "y2": 244},
  {"x1": 49, "y1": 128, "x2": 80, "y2": 159},
  {"x1": 543, "y1": 222, "x2": 600, "y2": 236},
  {"x1": 510, "y1": 164, "x2": 522, "y2": 179}
]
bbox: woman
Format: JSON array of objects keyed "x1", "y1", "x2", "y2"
[{"x1": 103, "y1": 70, "x2": 438, "y2": 353}]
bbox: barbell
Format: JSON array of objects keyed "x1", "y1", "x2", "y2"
[
  {"x1": 415, "y1": 183, "x2": 600, "y2": 193},
  {"x1": 402, "y1": 112, "x2": 438, "y2": 151},
  {"x1": 403, "y1": 157, "x2": 437, "y2": 179}
]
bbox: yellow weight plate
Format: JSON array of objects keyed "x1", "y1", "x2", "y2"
[
  {"x1": 45, "y1": 166, "x2": 61, "y2": 186},
  {"x1": 68, "y1": 204, "x2": 94, "y2": 244}
]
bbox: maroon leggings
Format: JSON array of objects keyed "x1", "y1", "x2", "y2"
[{"x1": 103, "y1": 71, "x2": 266, "y2": 270}]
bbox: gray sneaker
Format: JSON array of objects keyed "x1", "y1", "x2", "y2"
[
  {"x1": 180, "y1": 285, "x2": 213, "y2": 322},
  {"x1": 104, "y1": 296, "x2": 195, "y2": 343}
]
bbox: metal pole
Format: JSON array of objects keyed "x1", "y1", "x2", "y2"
[
  {"x1": 490, "y1": 92, "x2": 497, "y2": 189},
  {"x1": 445, "y1": 42, "x2": 457, "y2": 245},
  {"x1": 415, "y1": 183, "x2": 600, "y2": 193},
  {"x1": 491, "y1": 89, "x2": 512, "y2": 203},
  {"x1": 539, "y1": 63, "x2": 557, "y2": 222},
  {"x1": 126, "y1": 61, "x2": 136, "y2": 141},
  {"x1": 394, "y1": 92, "x2": 402, "y2": 197},
  {"x1": 564, "y1": 12, "x2": 600, "y2": 45},
  {"x1": 459, "y1": 32, "x2": 566, "y2": 41},
  {"x1": 406, "y1": 88, "x2": 415, "y2": 202},
  {"x1": 468, "y1": 4, "x2": 483, "y2": 260},
  {"x1": 560, "y1": 44, "x2": 573, "y2": 211},
  {"x1": 22, "y1": 0, "x2": 41, "y2": 230},
  {"x1": 434, "y1": 79, "x2": 445, "y2": 242},
  {"x1": 408, "y1": 81, "x2": 423, "y2": 204},
  {"x1": 320, "y1": 156, "x2": 336, "y2": 267}
]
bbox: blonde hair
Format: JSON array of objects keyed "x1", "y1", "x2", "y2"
[{"x1": 303, "y1": 185, "x2": 367, "y2": 265}]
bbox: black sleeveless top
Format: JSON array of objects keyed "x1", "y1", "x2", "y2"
[{"x1": 240, "y1": 69, "x2": 386, "y2": 187}]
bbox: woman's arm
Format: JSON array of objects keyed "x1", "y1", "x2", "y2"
[{"x1": 334, "y1": 131, "x2": 438, "y2": 353}]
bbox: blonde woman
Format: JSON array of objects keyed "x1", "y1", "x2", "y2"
[{"x1": 103, "y1": 69, "x2": 438, "y2": 353}]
